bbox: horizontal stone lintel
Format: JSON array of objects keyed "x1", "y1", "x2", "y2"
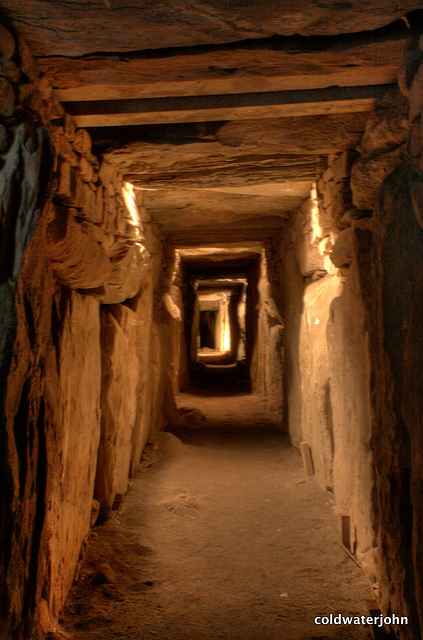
[
  {"x1": 54, "y1": 67, "x2": 397, "y2": 102},
  {"x1": 65, "y1": 84, "x2": 393, "y2": 128}
]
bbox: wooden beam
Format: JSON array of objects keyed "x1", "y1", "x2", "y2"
[{"x1": 64, "y1": 83, "x2": 392, "y2": 128}]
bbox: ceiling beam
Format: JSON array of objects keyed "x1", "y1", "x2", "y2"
[
  {"x1": 64, "y1": 83, "x2": 393, "y2": 128},
  {"x1": 54, "y1": 67, "x2": 396, "y2": 102}
]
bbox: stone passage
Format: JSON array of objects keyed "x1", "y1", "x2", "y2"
[
  {"x1": 2, "y1": 6, "x2": 423, "y2": 640},
  {"x1": 62, "y1": 394, "x2": 374, "y2": 640}
]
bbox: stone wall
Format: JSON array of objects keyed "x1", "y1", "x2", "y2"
[
  {"x1": 0, "y1": 23, "x2": 171, "y2": 640},
  {"x1": 274, "y1": 141, "x2": 373, "y2": 595},
  {"x1": 254, "y1": 248, "x2": 284, "y2": 415},
  {"x1": 279, "y1": 49, "x2": 423, "y2": 639}
]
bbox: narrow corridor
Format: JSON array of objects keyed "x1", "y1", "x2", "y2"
[{"x1": 63, "y1": 394, "x2": 374, "y2": 640}]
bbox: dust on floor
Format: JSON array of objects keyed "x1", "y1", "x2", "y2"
[{"x1": 62, "y1": 393, "x2": 374, "y2": 640}]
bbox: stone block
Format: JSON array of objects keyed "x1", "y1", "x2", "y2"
[
  {"x1": 21, "y1": 88, "x2": 43, "y2": 113},
  {"x1": 338, "y1": 208, "x2": 369, "y2": 229},
  {"x1": 95, "y1": 304, "x2": 139, "y2": 512},
  {"x1": 398, "y1": 49, "x2": 423, "y2": 97},
  {"x1": 57, "y1": 135, "x2": 79, "y2": 167},
  {"x1": 86, "y1": 153, "x2": 99, "y2": 170},
  {"x1": 322, "y1": 165, "x2": 333, "y2": 182},
  {"x1": 322, "y1": 185, "x2": 333, "y2": 209},
  {"x1": 103, "y1": 193, "x2": 117, "y2": 232},
  {"x1": 79, "y1": 156, "x2": 94, "y2": 183},
  {"x1": 332, "y1": 150, "x2": 357, "y2": 184},
  {"x1": 317, "y1": 178, "x2": 325, "y2": 194},
  {"x1": 63, "y1": 113, "x2": 77, "y2": 143},
  {"x1": 73, "y1": 129, "x2": 92, "y2": 156},
  {"x1": 17, "y1": 36, "x2": 39, "y2": 82},
  {"x1": 69, "y1": 167, "x2": 84, "y2": 208},
  {"x1": 79, "y1": 183, "x2": 97, "y2": 222},
  {"x1": 47, "y1": 207, "x2": 112, "y2": 288},
  {"x1": 90, "y1": 499, "x2": 100, "y2": 527},
  {"x1": 95, "y1": 185, "x2": 104, "y2": 225},
  {"x1": 330, "y1": 227, "x2": 354, "y2": 268},
  {"x1": 0, "y1": 23, "x2": 15, "y2": 59},
  {"x1": 36, "y1": 74, "x2": 52, "y2": 100},
  {"x1": 105, "y1": 181, "x2": 115, "y2": 197},
  {"x1": 99, "y1": 160, "x2": 115, "y2": 185},
  {"x1": 351, "y1": 146, "x2": 405, "y2": 210},
  {"x1": 112, "y1": 172, "x2": 123, "y2": 192},
  {"x1": 318, "y1": 235, "x2": 333, "y2": 256},
  {"x1": 318, "y1": 203, "x2": 334, "y2": 231},
  {"x1": 115, "y1": 205, "x2": 128, "y2": 236},
  {"x1": 0, "y1": 78, "x2": 15, "y2": 117},
  {"x1": 45, "y1": 95, "x2": 65, "y2": 120},
  {"x1": 55, "y1": 160, "x2": 71, "y2": 200},
  {"x1": 267, "y1": 324, "x2": 284, "y2": 415},
  {"x1": 332, "y1": 189, "x2": 352, "y2": 220},
  {"x1": 99, "y1": 243, "x2": 149, "y2": 304}
]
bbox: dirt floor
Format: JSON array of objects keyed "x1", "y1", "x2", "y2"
[{"x1": 62, "y1": 392, "x2": 375, "y2": 640}]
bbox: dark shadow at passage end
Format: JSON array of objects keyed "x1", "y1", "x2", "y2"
[{"x1": 184, "y1": 361, "x2": 251, "y2": 396}]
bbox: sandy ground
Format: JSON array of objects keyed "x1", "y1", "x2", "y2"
[{"x1": 62, "y1": 393, "x2": 375, "y2": 640}]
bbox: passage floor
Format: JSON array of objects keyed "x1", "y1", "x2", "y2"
[{"x1": 63, "y1": 393, "x2": 374, "y2": 640}]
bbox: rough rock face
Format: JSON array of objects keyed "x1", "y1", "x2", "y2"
[
  {"x1": 401, "y1": 48, "x2": 423, "y2": 631},
  {"x1": 253, "y1": 251, "x2": 284, "y2": 410},
  {"x1": 280, "y1": 46, "x2": 423, "y2": 639},
  {"x1": 326, "y1": 247, "x2": 376, "y2": 580},
  {"x1": 3, "y1": 9, "x2": 423, "y2": 640},
  {"x1": 350, "y1": 88, "x2": 410, "y2": 210},
  {"x1": 300, "y1": 276, "x2": 339, "y2": 492},
  {"x1": 0, "y1": 27, "x2": 171, "y2": 640},
  {"x1": 95, "y1": 305, "x2": 139, "y2": 517},
  {"x1": 370, "y1": 162, "x2": 423, "y2": 639},
  {"x1": 276, "y1": 227, "x2": 304, "y2": 449},
  {"x1": 2, "y1": 1, "x2": 419, "y2": 57},
  {"x1": 48, "y1": 291, "x2": 102, "y2": 619}
]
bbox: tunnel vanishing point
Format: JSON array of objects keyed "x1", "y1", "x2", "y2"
[{"x1": 2, "y1": 2, "x2": 423, "y2": 639}]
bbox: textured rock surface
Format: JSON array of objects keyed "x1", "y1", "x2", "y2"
[
  {"x1": 47, "y1": 208, "x2": 112, "y2": 289},
  {"x1": 0, "y1": 29, "x2": 170, "y2": 640},
  {"x1": 48, "y1": 291, "x2": 102, "y2": 618},
  {"x1": 4, "y1": 10, "x2": 423, "y2": 640},
  {"x1": 2, "y1": 1, "x2": 418, "y2": 56},
  {"x1": 351, "y1": 89, "x2": 409, "y2": 210},
  {"x1": 42, "y1": 50, "x2": 400, "y2": 101},
  {"x1": 95, "y1": 305, "x2": 139, "y2": 516},
  {"x1": 366, "y1": 162, "x2": 423, "y2": 639},
  {"x1": 274, "y1": 226, "x2": 304, "y2": 448},
  {"x1": 330, "y1": 227, "x2": 354, "y2": 267},
  {"x1": 300, "y1": 276, "x2": 338, "y2": 492},
  {"x1": 326, "y1": 252, "x2": 376, "y2": 580},
  {"x1": 351, "y1": 145, "x2": 406, "y2": 209}
]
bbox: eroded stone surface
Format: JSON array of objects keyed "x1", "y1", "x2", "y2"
[
  {"x1": 300, "y1": 276, "x2": 339, "y2": 492},
  {"x1": 2, "y1": 1, "x2": 418, "y2": 57},
  {"x1": 95, "y1": 304, "x2": 139, "y2": 516}
]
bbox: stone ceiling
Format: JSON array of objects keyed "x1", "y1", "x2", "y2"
[{"x1": 1, "y1": 1, "x2": 421, "y2": 242}]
